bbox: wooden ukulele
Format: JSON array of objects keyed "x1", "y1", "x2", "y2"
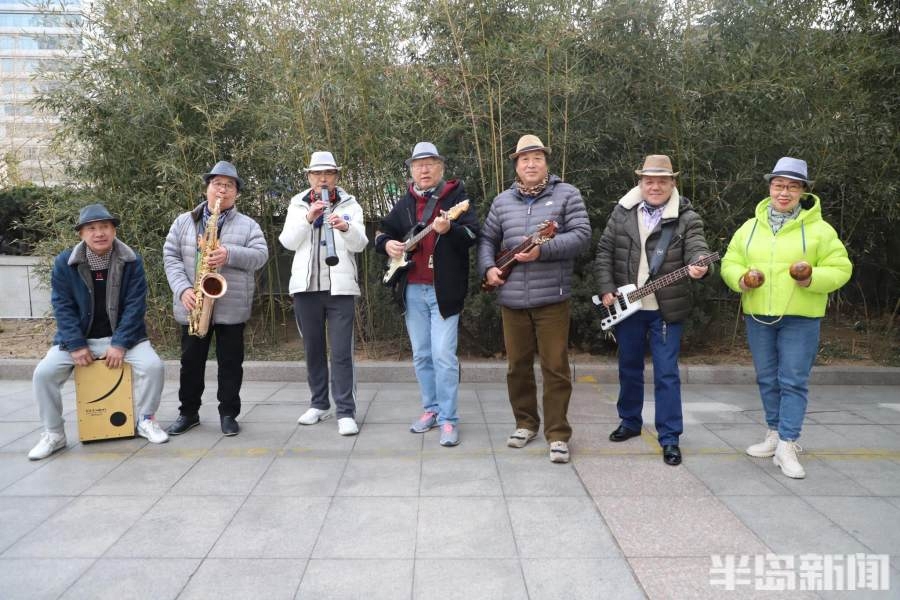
[{"x1": 481, "y1": 220, "x2": 558, "y2": 292}]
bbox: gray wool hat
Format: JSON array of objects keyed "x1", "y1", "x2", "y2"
[
  {"x1": 74, "y1": 203, "x2": 120, "y2": 231},
  {"x1": 202, "y1": 160, "x2": 245, "y2": 191}
]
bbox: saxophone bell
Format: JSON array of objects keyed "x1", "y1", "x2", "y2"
[{"x1": 200, "y1": 272, "x2": 227, "y2": 298}]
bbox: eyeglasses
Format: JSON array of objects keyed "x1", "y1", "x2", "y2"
[
  {"x1": 310, "y1": 170, "x2": 338, "y2": 177},
  {"x1": 411, "y1": 161, "x2": 441, "y2": 171},
  {"x1": 770, "y1": 183, "x2": 804, "y2": 194},
  {"x1": 210, "y1": 180, "x2": 237, "y2": 190}
]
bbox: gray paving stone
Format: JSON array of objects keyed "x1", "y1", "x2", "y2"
[
  {"x1": 682, "y1": 454, "x2": 791, "y2": 496},
  {"x1": 495, "y1": 455, "x2": 587, "y2": 496},
  {"x1": 365, "y1": 396, "x2": 443, "y2": 423},
  {"x1": 105, "y1": 495, "x2": 243, "y2": 558},
  {"x1": 252, "y1": 456, "x2": 347, "y2": 496},
  {"x1": 210, "y1": 496, "x2": 329, "y2": 558},
  {"x1": 576, "y1": 455, "x2": 711, "y2": 497},
  {"x1": 297, "y1": 558, "x2": 413, "y2": 599},
  {"x1": 349, "y1": 422, "x2": 424, "y2": 455},
  {"x1": 416, "y1": 497, "x2": 516, "y2": 559},
  {"x1": 0, "y1": 422, "x2": 39, "y2": 447},
  {"x1": 0, "y1": 496, "x2": 72, "y2": 553},
  {"x1": 420, "y1": 454, "x2": 502, "y2": 496},
  {"x1": 414, "y1": 559, "x2": 527, "y2": 599},
  {"x1": 565, "y1": 424, "x2": 658, "y2": 457},
  {"x1": 83, "y1": 455, "x2": 199, "y2": 496},
  {"x1": 58, "y1": 557, "x2": 199, "y2": 600},
  {"x1": 805, "y1": 410, "x2": 876, "y2": 425},
  {"x1": 178, "y1": 558, "x2": 305, "y2": 600},
  {"x1": 336, "y1": 456, "x2": 421, "y2": 497},
  {"x1": 4, "y1": 495, "x2": 157, "y2": 558},
  {"x1": 312, "y1": 496, "x2": 417, "y2": 559},
  {"x1": 0, "y1": 452, "x2": 44, "y2": 491},
  {"x1": 169, "y1": 455, "x2": 274, "y2": 496},
  {"x1": 720, "y1": 495, "x2": 870, "y2": 555},
  {"x1": 0, "y1": 558, "x2": 93, "y2": 600},
  {"x1": 630, "y1": 556, "x2": 817, "y2": 599},
  {"x1": 818, "y1": 457, "x2": 900, "y2": 496},
  {"x1": 820, "y1": 424, "x2": 900, "y2": 451},
  {"x1": 765, "y1": 455, "x2": 873, "y2": 497},
  {"x1": 201, "y1": 422, "x2": 296, "y2": 451},
  {"x1": 1, "y1": 421, "x2": 77, "y2": 453},
  {"x1": 804, "y1": 496, "x2": 900, "y2": 555},
  {"x1": 507, "y1": 496, "x2": 620, "y2": 558},
  {"x1": 285, "y1": 422, "x2": 359, "y2": 455},
  {"x1": 594, "y1": 495, "x2": 768, "y2": 557},
  {"x1": 522, "y1": 558, "x2": 645, "y2": 599}
]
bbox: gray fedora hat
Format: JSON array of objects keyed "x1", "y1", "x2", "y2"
[
  {"x1": 74, "y1": 203, "x2": 120, "y2": 231},
  {"x1": 202, "y1": 160, "x2": 245, "y2": 191},
  {"x1": 763, "y1": 157, "x2": 814, "y2": 186},
  {"x1": 405, "y1": 142, "x2": 445, "y2": 167}
]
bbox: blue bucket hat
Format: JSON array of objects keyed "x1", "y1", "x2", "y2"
[
  {"x1": 74, "y1": 203, "x2": 120, "y2": 231},
  {"x1": 202, "y1": 160, "x2": 245, "y2": 191},
  {"x1": 764, "y1": 157, "x2": 814, "y2": 186},
  {"x1": 405, "y1": 142, "x2": 445, "y2": 167}
]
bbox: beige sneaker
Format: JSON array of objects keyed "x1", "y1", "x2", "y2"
[
  {"x1": 746, "y1": 429, "x2": 779, "y2": 458},
  {"x1": 507, "y1": 428, "x2": 537, "y2": 448},
  {"x1": 549, "y1": 441, "x2": 570, "y2": 463},
  {"x1": 773, "y1": 440, "x2": 805, "y2": 479}
]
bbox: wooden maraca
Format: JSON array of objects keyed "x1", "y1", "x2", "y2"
[
  {"x1": 789, "y1": 261, "x2": 812, "y2": 281},
  {"x1": 741, "y1": 269, "x2": 765, "y2": 289}
]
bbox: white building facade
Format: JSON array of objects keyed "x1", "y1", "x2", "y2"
[{"x1": 1, "y1": 0, "x2": 83, "y2": 186}]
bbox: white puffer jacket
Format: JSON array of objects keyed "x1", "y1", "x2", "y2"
[{"x1": 278, "y1": 187, "x2": 368, "y2": 296}]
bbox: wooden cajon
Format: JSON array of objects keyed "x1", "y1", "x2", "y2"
[{"x1": 74, "y1": 361, "x2": 135, "y2": 442}]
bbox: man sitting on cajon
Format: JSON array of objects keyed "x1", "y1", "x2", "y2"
[{"x1": 27, "y1": 203, "x2": 168, "y2": 460}]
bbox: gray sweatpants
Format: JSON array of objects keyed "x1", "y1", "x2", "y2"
[
  {"x1": 32, "y1": 338, "x2": 165, "y2": 434},
  {"x1": 293, "y1": 292, "x2": 357, "y2": 419}
]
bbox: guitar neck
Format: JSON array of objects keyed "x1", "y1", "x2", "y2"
[
  {"x1": 627, "y1": 252, "x2": 720, "y2": 301},
  {"x1": 405, "y1": 223, "x2": 435, "y2": 250},
  {"x1": 497, "y1": 238, "x2": 537, "y2": 269}
]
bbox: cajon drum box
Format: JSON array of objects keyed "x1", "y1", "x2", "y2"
[{"x1": 74, "y1": 362, "x2": 135, "y2": 442}]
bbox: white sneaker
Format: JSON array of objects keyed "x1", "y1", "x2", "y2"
[
  {"x1": 27, "y1": 431, "x2": 67, "y2": 460},
  {"x1": 773, "y1": 439, "x2": 806, "y2": 479},
  {"x1": 746, "y1": 429, "x2": 779, "y2": 458},
  {"x1": 297, "y1": 408, "x2": 332, "y2": 425},
  {"x1": 137, "y1": 417, "x2": 169, "y2": 444},
  {"x1": 549, "y1": 441, "x2": 570, "y2": 463},
  {"x1": 337, "y1": 417, "x2": 359, "y2": 436}
]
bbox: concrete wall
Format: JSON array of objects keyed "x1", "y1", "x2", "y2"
[{"x1": 0, "y1": 255, "x2": 51, "y2": 318}]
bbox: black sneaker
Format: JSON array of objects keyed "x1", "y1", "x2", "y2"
[
  {"x1": 166, "y1": 414, "x2": 199, "y2": 435},
  {"x1": 221, "y1": 415, "x2": 240, "y2": 436}
]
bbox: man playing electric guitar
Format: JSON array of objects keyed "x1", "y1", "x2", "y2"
[
  {"x1": 594, "y1": 154, "x2": 712, "y2": 467},
  {"x1": 374, "y1": 142, "x2": 479, "y2": 447}
]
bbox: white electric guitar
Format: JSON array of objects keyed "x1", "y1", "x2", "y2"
[
  {"x1": 592, "y1": 252, "x2": 720, "y2": 330},
  {"x1": 382, "y1": 199, "x2": 470, "y2": 286}
]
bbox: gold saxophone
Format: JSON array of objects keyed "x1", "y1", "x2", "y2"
[{"x1": 188, "y1": 197, "x2": 228, "y2": 337}]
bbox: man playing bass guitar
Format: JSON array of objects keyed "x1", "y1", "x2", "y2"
[{"x1": 594, "y1": 154, "x2": 711, "y2": 467}]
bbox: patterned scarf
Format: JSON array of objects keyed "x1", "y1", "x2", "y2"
[
  {"x1": 767, "y1": 203, "x2": 800, "y2": 235},
  {"x1": 514, "y1": 174, "x2": 549, "y2": 198},
  {"x1": 639, "y1": 201, "x2": 664, "y2": 231},
  {"x1": 201, "y1": 203, "x2": 231, "y2": 231},
  {"x1": 86, "y1": 246, "x2": 111, "y2": 271}
]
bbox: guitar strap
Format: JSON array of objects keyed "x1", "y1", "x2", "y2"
[
  {"x1": 407, "y1": 181, "x2": 446, "y2": 239},
  {"x1": 648, "y1": 221, "x2": 676, "y2": 277}
]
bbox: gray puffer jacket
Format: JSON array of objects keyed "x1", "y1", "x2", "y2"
[
  {"x1": 477, "y1": 175, "x2": 591, "y2": 309},
  {"x1": 594, "y1": 186, "x2": 710, "y2": 323},
  {"x1": 164, "y1": 202, "x2": 269, "y2": 325}
]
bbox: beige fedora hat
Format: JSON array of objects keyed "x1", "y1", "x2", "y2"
[
  {"x1": 635, "y1": 154, "x2": 679, "y2": 177},
  {"x1": 509, "y1": 134, "x2": 551, "y2": 160}
]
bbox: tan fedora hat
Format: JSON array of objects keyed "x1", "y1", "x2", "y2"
[
  {"x1": 635, "y1": 154, "x2": 679, "y2": 177},
  {"x1": 509, "y1": 134, "x2": 551, "y2": 160}
]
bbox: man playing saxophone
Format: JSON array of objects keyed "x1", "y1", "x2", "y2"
[{"x1": 163, "y1": 161, "x2": 269, "y2": 436}]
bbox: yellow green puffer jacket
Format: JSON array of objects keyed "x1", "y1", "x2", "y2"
[{"x1": 721, "y1": 194, "x2": 852, "y2": 317}]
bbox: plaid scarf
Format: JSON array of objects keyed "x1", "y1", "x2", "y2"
[
  {"x1": 86, "y1": 246, "x2": 111, "y2": 271},
  {"x1": 515, "y1": 174, "x2": 549, "y2": 198},
  {"x1": 201, "y1": 203, "x2": 231, "y2": 231}
]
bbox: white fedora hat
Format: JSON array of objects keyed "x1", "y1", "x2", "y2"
[{"x1": 304, "y1": 151, "x2": 342, "y2": 172}]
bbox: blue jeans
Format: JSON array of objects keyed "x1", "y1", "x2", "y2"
[
  {"x1": 615, "y1": 310, "x2": 684, "y2": 446},
  {"x1": 745, "y1": 315, "x2": 821, "y2": 441},
  {"x1": 405, "y1": 284, "x2": 460, "y2": 425}
]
